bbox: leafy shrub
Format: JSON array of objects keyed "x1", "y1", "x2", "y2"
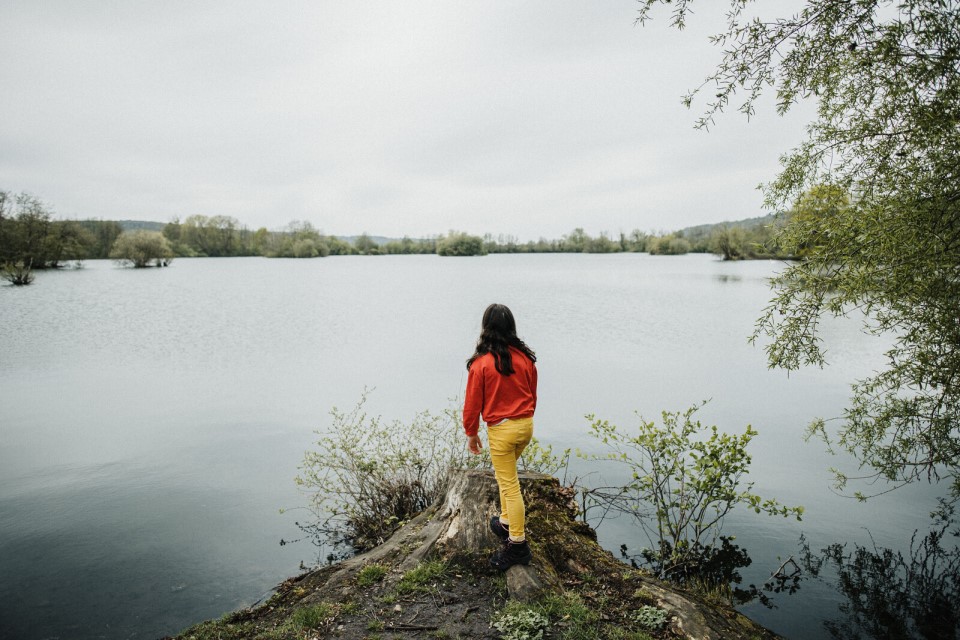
[
  {"x1": 519, "y1": 437, "x2": 571, "y2": 476},
  {"x1": 109, "y1": 230, "x2": 174, "y2": 268},
  {"x1": 1, "y1": 260, "x2": 34, "y2": 285},
  {"x1": 582, "y1": 403, "x2": 803, "y2": 590},
  {"x1": 646, "y1": 234, "x2": 691, "y2": 255},
  {"x1": 436, "y1": 232, "x2": 486, "y2": 256},
  {"x1": 292, "y1": 238, "x2": 319, "y2": 258},
  {"x1": 296, "y1": 392, "x2": 480, "y2": 551}
]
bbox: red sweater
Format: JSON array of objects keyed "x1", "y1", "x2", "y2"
[{"x1": 463, "y1": 347, "x2": 537, "y2": 437}]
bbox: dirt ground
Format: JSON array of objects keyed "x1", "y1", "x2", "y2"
[{"x1": 212, "y1": 558, "x2": 507, "y2": 639}]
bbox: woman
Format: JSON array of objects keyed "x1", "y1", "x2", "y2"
[{"x1": 463, "y1": 303, "x2": 537, "y2": 570}]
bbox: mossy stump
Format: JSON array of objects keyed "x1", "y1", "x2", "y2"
[{"x1": 171, "y1": 469, "x2": 782, "y2": 639}]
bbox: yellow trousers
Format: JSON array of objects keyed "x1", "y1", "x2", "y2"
[{"x1": 487, "y1": 417, "x2": 534, "y2": 541}]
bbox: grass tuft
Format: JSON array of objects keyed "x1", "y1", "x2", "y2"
[
  {"x1": 396, "y1": 559, "x2": 447, "y2": 594},
  {"x1": 290, "y1": 602, "x2": 334, "y2": 628},
  {"x1": 357, "y1": 563, "x2": 389, "y2": 587}
]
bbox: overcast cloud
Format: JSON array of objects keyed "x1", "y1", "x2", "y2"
[{"x1": 0, "y1": 1, "x2": 814, "y2": 240}]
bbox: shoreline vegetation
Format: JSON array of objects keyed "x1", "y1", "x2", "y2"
[{"x1": 1, "y1": 187, "x2": 804, "y2": 284}]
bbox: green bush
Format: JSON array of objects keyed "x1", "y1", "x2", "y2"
[
  {"x1": 1, "y1": 260, "x2": 34, "y2": 285},
  {"x1": 297, "y1": 393, "x2": 481, "y2": 551},
  {"x1": 292, "y1": 238, "x2": 319, "y2": 258},
  {"x1": 646, "y1": 234, "x2": 691, "y2": 255},
  {"x1": 436, "y1": 232, "x2": 486, "y2": 256},
  {"x1": 519, "y1": 437, "x2": 571, "y2": 477},
  {"x1": 582, "y1": 404, "x2": 803, "y2": 589},
  {"x1": 109, "y1": 230, "x2": 174, "y2": 268}
]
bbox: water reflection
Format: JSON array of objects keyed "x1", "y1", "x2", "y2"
[
  {"x1": 280, "y1": 517, "x2": 349, "y2": 568},
  {"x1": 798, "y1": 512, "x2": 959, "y2": 640},
  {"x1": 713, "y1": 273, "x2": 743, "y2": 283},
  {"x1": 619, "y1": 536, "x2": 802, "y2": 608}
]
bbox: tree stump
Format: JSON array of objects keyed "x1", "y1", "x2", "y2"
[{"x1": 296, "y1": 468, "x2": 781, "y2": 639}]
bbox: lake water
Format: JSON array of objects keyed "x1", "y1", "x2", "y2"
[{"x1": 0, "y1": 254, "x2": 951, "y2": 639}]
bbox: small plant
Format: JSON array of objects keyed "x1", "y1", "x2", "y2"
[
  {"x1": 632, "y1": 605, "x2": 668, "y2": 631},
  {"x1": 582, "y1": 403, "x2": 803, "y2": 586},
  {"x1": 297, "y1": 392, "x2": 483, "y2": 552},
  {"x1": 491, "y1": 607, "x2": 550, "y2": 640},
  {"x1": 367, "y1": 619, "x2": 385, "y2": 632},
  {"x1": 290, "y1": 602, "x2": 334, "y2": 629},
  {"x1": 491, "y1": 594, "x2": 599, "y2": 640},
  {"x1": 534, "y1": 592, "x2": 593, "y2": 626},
  {"x1": 396, "y1": 559, "x2": 447, "y2": 594},
  {"x1": 357, "y1": 563, "x2": 389, "y2": 587},
  {"x1": 519, "y1": 437, "x2": 572, "y2": 477}
]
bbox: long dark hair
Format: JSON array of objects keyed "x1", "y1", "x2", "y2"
[{"x1": 466, "y1": 303, "x2": 536, "y2": 375}]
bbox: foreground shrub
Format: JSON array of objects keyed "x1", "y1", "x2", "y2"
[
  {"x1": 296, "y1": 392, "x2": 480, "y2": 551},
  {"x1": 582, "y1": 404, "x2": 803, "y2": 599}
]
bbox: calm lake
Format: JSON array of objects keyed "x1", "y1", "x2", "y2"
[{"x1": 0, "y1": 254, "x2": 950, "y2": 639}]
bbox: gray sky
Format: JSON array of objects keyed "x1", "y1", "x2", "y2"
[{"x1": 0, "y1": 1, "x2": 813, "y2": 240}]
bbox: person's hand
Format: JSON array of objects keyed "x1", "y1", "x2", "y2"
[{"x1": 467, "y1": 435, "x2": 483, "y2": 455}]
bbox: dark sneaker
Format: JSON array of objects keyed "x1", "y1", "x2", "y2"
[
  {"x1": 490, "y1": 516, "x2": 509, "y2": 541},
  {"x1": 489, "y1": 539, "x2": 532, "y2": 571}
]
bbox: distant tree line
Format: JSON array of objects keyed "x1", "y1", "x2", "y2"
[
  {"x1": 3, "y1": 185, "x2": 826, "y2": 285},
  {"x1": 154, "y1": 215, "x2": 799, "y2": 260}
]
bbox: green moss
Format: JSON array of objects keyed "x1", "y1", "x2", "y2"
[{"x1": 632, "y1": 588, "x2": 658, "y2": 606}]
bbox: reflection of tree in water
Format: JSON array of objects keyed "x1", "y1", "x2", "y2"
[
  {"x1": 799, "y1": 510, "x2": 959, "y2": 640},
  {"x1": 619, "y1": 536, "x2": 803, "y2": 608}
]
